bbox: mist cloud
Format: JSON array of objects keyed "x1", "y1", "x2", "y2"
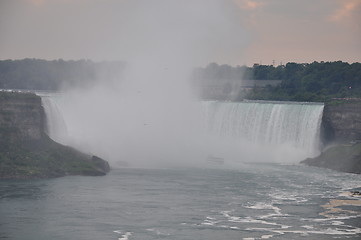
[{"x1": 45, "y1": 0, "x2": 248, "y2": 168}]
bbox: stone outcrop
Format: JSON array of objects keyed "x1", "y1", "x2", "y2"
[
  {"x1": 301, "y1": 143, "x2": 361, "y2": 174},
  {"x1": 0, "y1": 91, "x2": 110, "y2": 179},
  {"x1": 303, "y1": 100, "x2": 361, "y2": 174},
  {"x1": 322, "y1": 101, "x2": 361, "y2": 144},
  {"x1": 0, "y1": 92, "x2": 44, "y2": 142}
]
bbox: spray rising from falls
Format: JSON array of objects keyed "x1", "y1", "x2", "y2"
[{"x1": 36, "y1": 0, "x2": 252, "y2": 167}]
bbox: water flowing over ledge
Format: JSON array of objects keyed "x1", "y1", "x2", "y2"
[
  {"x1": 41, "y1": 92, "x2": 324, "y2": 166},
  {"x1": 203, "y1": 100, "x2": 324, "y2": 162}
]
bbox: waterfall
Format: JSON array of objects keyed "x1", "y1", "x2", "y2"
[
  {"x1": 40, "y1": 95, "x2": 68, "y2": 144},
  {"x1": 202, "y1": 100, "x2": 324, "y2": 162},
  {"x1": 39, "y1": 93, "x2": 325, "y2": 164}
]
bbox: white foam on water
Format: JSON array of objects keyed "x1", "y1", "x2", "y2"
[
  {"x1": 229, "y1": 226, "x2": 241, "y2": 230},
  {"x1": 331, "y1": 220, "x2": 345, "y2": 226},
  {"x1": 245, "y1": 203, "x2": 275, "y2": 210},
  {"x1": 269, "y1": 192, "x2": 308, "y2": 203},
  {"x1": 113, "y1": 230, "x2": 133, "y2": 240},
  {"x1": 200, "y1": 216, "x2": 222, "y2": 226},
  {"x1": 301, "y1": 225, "x2": 314, "y2": 229},
  {"x1": 146, "y1": 228, "x2": 170, "y2": 236},
  {"x1": 244, "y1": 202, "x2": 286, "y2": 219},
  {"x1": 201, "y1": 222, "x2": 216, "y2": 226},
  {"x1": 245, "y1": 226, "x2": 361, "y2": 237},
  {"x1": 220, "y1": 209, "x2": 288, "y2": 229},
  {"x1": 118, "y1": 232, "x2": 133, "y2": 240},
  {"x1": 240, "y1": 217, "x2": 280, "y2": 226},
  {"x1": 245, "y1": 227, "x2": 278, "y2": 232},
  {"x1": 261, "y1": 234, "x2": 273, "y2": 239}
]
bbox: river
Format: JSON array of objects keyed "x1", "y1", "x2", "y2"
[{"x1": 1, "y1": 163, "x2": 361, "y2": 240}]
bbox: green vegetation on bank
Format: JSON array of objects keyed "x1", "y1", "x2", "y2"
[
  {"x1": 0, "y1": 136, "x2": 110, "y2": 179},
  {"x1": 0, "y1": 58, "x2": 125, "y2": 90},
  {"x1": 0, "y1": 91, "x2": 110, "y2": 179},
  {"x1": 195, "y1": 61, "x2": 361, "y2": 102},
  {"x1": 1, "y1": 59, "x2": 360, "y2": 102}
]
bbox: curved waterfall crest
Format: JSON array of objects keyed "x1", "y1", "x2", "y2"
[
  {"x1": 39, "y1": 94, "x2": 325, "y2": 164},
  {"x1": 203, "y1": 100, "x2": 324, "y2": 157}
]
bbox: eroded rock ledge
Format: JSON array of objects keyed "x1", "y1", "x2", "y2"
[
  {"x1": 0, "y1": 91, "x2": 110, "y2": 179},
  {"x1": 302, "y1": 100, "x2": 361, "y2": 174},
  {"x1": 301, "y1": 143, "x2": 361, "y2": 174}
]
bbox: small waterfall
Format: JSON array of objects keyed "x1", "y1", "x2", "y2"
[
  {"x1": 41, "y1": 95, "x2": 68, "y2": 144},
  {"x1": 203, "y1": 100, "x2": 324, "y2": 161}
]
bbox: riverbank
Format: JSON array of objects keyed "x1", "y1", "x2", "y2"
[
  {"x1": 301, "y1": 143, "x2": 361, "y2": 174},
  {"x1": 0, "y1": 91, "x2": 110, "y2": 179},
  {"x1": 0, "y1": 136, "x2": 110, "y2": 179}
]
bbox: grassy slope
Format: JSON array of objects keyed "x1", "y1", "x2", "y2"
[
  {"x1": 0, "y1": 91, "x2": 110, "y2": 179},
  {"x1": 0, "y1": 136, "x2": 110, "y2": 179}
]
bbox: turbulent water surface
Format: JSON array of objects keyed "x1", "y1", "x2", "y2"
[{"x1": 1, "y1": 164, "x2": 361, "y2": 240}]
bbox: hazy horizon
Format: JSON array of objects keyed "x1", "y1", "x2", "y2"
[{"x1": 1, "y1": 0, "x2": 360, "y2": 66}]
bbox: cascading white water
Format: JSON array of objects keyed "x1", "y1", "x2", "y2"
[
  {"x1": 40, "y1": 93, "x2": 325, "y2": 165},
  {"x1": 40, "y1": 95, "x2": 68, "y2": 144},
  {"x1": 202, "y1": 100, "x2": 324, "y2": 161}
]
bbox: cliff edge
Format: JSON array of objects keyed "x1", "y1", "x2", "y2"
[
  {"x1": 321, "y1": 100, "x2": 361, "y2": 143},
  {"x1": 0, "y1": 91, "x2": 110, "y2": 179},
  {"x1": 302, "y1": 100, "x2": 361, "y2": 173}
]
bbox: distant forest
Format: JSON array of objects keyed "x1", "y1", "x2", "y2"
[
  {"x1": 0, "y1": 59, "x2": 360, "y2": 102},
  {"x1": 0, "y1": 59, "x2": 125, "y2": 90},
  {"x1": 194, "y1": 61, "x2": 361, "y2": 102}
]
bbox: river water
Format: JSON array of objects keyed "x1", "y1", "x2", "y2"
[{"x1": 1, "y1": 163, "x2": 361, "y2": 240}]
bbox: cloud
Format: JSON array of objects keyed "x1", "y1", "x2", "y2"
[
  {"x1": 24, "y1": 0, "x2": 45, "y2": 5},
  {"x1": 233, "y1": 0, "x2": 263, "y2": 10},
  {"x1": 329, "y1": 0, "x2": 361, "y2": 22}
]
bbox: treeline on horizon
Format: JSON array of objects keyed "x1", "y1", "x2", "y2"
[
  {"x1": 194, "y1": 61, "x2": 361, "y2": 102},
  {"x1": 0, "y1": 59, "x2": 360, "y2": 102},
  {"x1": 0, "y1": 58, "x2": 125, "y2": 90}
]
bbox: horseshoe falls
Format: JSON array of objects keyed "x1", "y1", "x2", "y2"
[{"x1": 40, "y1": 94, "x2": 324, "y2": 165}]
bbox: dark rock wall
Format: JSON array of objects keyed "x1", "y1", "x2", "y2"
[
  {"x1": 322, "y1": 101, "x2": 361, "y2": 144},
  {"x1": 0, "y1": 93, "x2": 44, "y2": 143},
  {"x1": 306, "y1": 101, "x2": 361, "y2": 174},
  {"x1": 301, "y1": 143, "x2": 361, "y2": 174},
  {"x1": 0, "y1": 92, "x2": 110, "y2": 179}
]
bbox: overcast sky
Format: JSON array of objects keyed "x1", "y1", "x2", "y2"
[{"x1": 0, "y1": 0, "x2": 360, "y2": 66}]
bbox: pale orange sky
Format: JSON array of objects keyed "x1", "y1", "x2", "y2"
[
  {"x1": 0, "y1": 0, "x2": 360, "y2": 66},
  {"x1": 237, "y1": 0, "x2": 361, "y2": 65}
]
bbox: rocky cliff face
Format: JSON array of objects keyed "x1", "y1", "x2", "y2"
[
  {"x1": 0, "y1": 92, "x2": 44, "y2": 143},
  {"x1": 322, "y1": 101, "x2": 361, "y2": 144},
  {"x1": 303, "y1": 100, "x2": 361, "y2": 174},
  {"x1": 301, "y1": 143, "x2": 361, "y2": 174},
  {"x1": 0, "y1": 91, "x2": 110, "y2": 179}
]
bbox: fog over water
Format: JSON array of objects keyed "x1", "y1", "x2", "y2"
[{"x1": 43, "y1": 0, "x2": 322, "y2": 168}]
